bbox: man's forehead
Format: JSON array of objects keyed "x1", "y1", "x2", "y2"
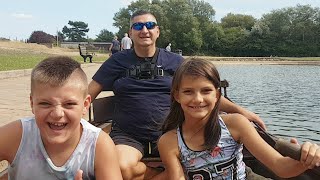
[{"x1": 132, "y1": 14, "x2": 157, "y2": 23}]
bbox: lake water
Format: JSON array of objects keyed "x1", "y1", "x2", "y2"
[{"x1": 217, "y1": 64, "x2": 320, "y2": 143}]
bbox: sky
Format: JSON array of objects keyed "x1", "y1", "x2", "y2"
[{"x1": 1, "y1": 0, "x2": 320, "y2": 41}]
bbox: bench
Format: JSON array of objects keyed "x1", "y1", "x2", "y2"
[{"x1": 78, "y1": 45, "x2": 94, "y2": 63}]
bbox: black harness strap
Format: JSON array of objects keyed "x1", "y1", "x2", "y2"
[{"x1": 126, "y1": 48, "x2": 170, "y2": 79}]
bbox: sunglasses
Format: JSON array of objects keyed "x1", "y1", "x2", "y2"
[{"x1": 131, "y1": 21, "x2": 157, "y2": 31}]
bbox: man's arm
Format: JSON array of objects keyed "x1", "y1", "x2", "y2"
[
  {"x1": 88, "y1": 80, "x2": 103, "y2": 101},
  {"x1": 220, "y1": 96, "x2": 267, "y2": 130}
]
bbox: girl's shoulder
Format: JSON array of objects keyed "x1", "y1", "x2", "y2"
[
  {"x1": 220, "y1": 113, "x2": 251, "y2": 142},
  {"x1": 158, "y1": 129, "x2": 178, "y2": 148},
  {"x1": 220, "y1": 113, "x2": 248, "y2": 127}
]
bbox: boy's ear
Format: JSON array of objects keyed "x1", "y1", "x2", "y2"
[
  {"x1": 30, "y1": 95, "x2": 35, "y2": 114},
  {"x1": 82, "y1": 95, "x2": 91, "y2": 115}
]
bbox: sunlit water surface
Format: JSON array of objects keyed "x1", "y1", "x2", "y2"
[{"x1": 217, "y1": 64, "x2": 320, "y2": 143}]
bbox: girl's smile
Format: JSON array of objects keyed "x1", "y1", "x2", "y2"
[{"x1": 175, "y1": 75, "x2": 219, "y2": 122}]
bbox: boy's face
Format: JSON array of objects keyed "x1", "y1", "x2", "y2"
[{"x1": 30, "y1": 77, "x2": 91, "y2": 146}]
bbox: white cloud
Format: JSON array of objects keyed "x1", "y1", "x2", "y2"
[{"x1": 12, "y1": 13, "x2": 33, "y2": 19}]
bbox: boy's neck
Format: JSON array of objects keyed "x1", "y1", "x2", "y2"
[{"x1": 42, "y1": 126, "x2": 83, "y2": 167}]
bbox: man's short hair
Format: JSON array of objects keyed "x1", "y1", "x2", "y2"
[
  {"x1": 130, "y1": 10, "x2": 157, "y2": 26},
  {"x1": 31, "y1": 56, "x2": 88, "y2": 95}
]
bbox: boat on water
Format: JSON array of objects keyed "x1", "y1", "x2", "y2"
[{"x1": 1, "y1": 81, "x2": 319, "y2": 180}]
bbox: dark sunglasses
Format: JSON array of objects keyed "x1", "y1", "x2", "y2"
[{"x1": 131, "y1": 21, "x2": 157, "y2": 31}]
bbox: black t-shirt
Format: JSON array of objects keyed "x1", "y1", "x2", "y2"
[{"x1": 92, "y1": 49, "x2": 183, "y2": 141}]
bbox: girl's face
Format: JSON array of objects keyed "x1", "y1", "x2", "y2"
[
  {"x1": 174, "y1": 75, "x2": 219, "y2": 122},
  {"x1": 30, "y1": 77, "x2": 91, "y2": 147}
]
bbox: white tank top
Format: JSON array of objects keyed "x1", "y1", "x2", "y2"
[
  {"x1": 8, "y1": 117, "x2": 101, "y2": 180},
  {"x1": 177, "y1": 116, "x2": 246, "y2": 180}
]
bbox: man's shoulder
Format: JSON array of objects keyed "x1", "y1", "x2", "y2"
[{"x1": 158, "y1": 48, "x2": 183, "y2": 62}]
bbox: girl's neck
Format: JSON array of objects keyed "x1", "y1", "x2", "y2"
[{"x1": 182, "y1": 118, "x2": 207, "y2": 150}]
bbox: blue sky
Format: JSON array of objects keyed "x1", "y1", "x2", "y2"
[{"x1": 1, "y1": 0, "x2": 319, "y2": 41}]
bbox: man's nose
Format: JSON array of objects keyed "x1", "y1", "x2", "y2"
[{"x1": 141, "y1": 25, "x2": 148, "y2": 32}]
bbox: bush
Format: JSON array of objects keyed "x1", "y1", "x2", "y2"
[{"x1": 29, "y1": 31, "x2": 55, "y2": 44}]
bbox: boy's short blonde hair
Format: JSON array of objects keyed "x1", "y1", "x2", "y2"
[{"x1": 31, "y1": 56, "x2": 88, "y2": 96}]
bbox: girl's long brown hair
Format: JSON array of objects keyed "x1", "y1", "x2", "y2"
[{"x1": 162, "y1": 58, "x2": 222, "y2": 149}]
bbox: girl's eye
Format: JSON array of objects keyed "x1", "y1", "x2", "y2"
[
  {"x1": 182, "y1": 90, "x2": 192, "y2": 94},
  {"x1": 202, "y1": 89, "x2": 213, "y2": 94}
]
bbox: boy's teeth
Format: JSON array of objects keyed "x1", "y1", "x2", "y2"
[{"x1": 49, "y1": 122, "x2": 67, "y2": 130}]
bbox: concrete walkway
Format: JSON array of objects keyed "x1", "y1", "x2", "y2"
[{"x1": 0, "y1": 63, "x2": 108, "y2": 127}]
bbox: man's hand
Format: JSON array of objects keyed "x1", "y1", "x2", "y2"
[
  {"x1": 242, "y1": 110, "x2": 267, "y2": 131},
  {"x1": 74, "y1": 170, "x2": 83, "y2": 180}
]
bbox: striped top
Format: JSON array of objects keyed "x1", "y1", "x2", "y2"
[{"x1": 177, "y1": 116, "x2": 246, "y2": 180}]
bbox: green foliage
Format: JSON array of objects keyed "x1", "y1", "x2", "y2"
[
  {"x1": 109, "y1": 1, "x2": 320, "y2": 57},
  {"x1": 28, "y1": 31, "x2": 55, "y2": 44},
  {"x1": 95, "y1": 29, "x2": 114, "y2": 42},
  {"x1": 62, "y1": 21, "x2": 89, "y2": 42},
  {"x1": 221, "y1": 13, "x2": 256, "y2": 30}
]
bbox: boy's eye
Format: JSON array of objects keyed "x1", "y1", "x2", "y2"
[
  {"x1": 39, "y1": 102, "x2": 50, "y2": 106},
  {"x1": 64, "y1": 102, "x2": 77, "y2": 108}
]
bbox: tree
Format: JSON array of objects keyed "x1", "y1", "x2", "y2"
[
  {"x1": 62, "y1": 21, "x2": 89, "y2": 42},
  {"x1": 29, "y1": 31, "x2": 55, "y2": 44},
  {"x1": 95, "y1": 29, "x2": 114, "y2": 42},
  {"x1": 221, "y1": 13, "x2": 256, "y2": 31}
]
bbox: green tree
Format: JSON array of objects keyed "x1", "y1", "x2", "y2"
[
  {"x1": 221, "y1": 13, "x2": 256, "y2": 31},
  {"x1": 95, "y1": 29, "x2": 114, "y2": 42},
  {"x1": 62, "y1": 21, "x2": 89, "y2": 42},
  {"x1": 29, "y1": 31, "x2": 55, "y2": 44}
]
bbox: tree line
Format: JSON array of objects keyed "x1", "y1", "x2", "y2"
[{"x1": 28, "y1": 0, "x2": 320, "y2": 57}]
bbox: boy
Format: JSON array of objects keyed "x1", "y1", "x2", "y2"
[{"x1": 0, "y1": 56, "x2": 122, "y2": 179}]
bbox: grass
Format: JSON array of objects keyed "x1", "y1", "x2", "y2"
[
  {"x1": 279, "y1": 57, "x2": 320, "y2": 61},
  {"x1": 0, "y1": 49, "x2": 108, "y2": 71}
]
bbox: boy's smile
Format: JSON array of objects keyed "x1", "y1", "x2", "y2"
[{"x1": 30, "y1": 77, "x2": 90, "y2": 147}]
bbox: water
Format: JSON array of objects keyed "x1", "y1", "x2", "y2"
[{"x1": 217, "y1": 64, "x2": 320, "y2": 143}]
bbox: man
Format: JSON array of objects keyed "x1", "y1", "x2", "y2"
[
  {"x1": 89, "y1": 10, "x2": 266, "y2": 180},
  {"x1": 121, "y1": 33, "x2": 133, "y2": 50},
  {"x1": 109, "y1": 36, "x2": 120, "y2": 55},
  {"x1": 165, "y1": 43, "x2": 171, "y2": 52}
]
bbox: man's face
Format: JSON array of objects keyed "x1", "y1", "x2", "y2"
[{"x1": 129, "y1": 14, "x2": 160, "y2": 48}]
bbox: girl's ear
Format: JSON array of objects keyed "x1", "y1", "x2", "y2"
[{"x1": 173, "y1": 90, "x2": 180, "y2": 103}]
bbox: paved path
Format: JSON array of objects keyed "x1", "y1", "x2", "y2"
[{"x1": 0, "y1": 63, "x2": 111, "y2": 127}]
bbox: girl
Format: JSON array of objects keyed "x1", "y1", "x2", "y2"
[{"x1": 158, "y1": 58, "x2": 320, "y2": 180}]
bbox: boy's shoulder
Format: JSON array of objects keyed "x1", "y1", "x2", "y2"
[{"x1": 0, "y1": 120, "x2": 23, "y2": 162}]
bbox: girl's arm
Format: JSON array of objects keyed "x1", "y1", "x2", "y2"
[
  {"x1": 219, "y1": 96, "x2": 266, "y2": 130},
  {"x1": 94, "y1": 132, "x2": 122, "y2": 180},
  {"x1": 158, "y1": 131, "x2": 185, "y2": 180},
  {"x1": 224, "y1": 114, "x2": 320, "y2": 178}
]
